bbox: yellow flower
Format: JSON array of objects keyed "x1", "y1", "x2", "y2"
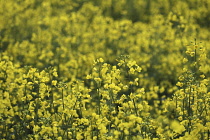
[
  {"x1": 98, "y1": 58, "x2": 104, "y2": 63},
  {"x1": 33, "y1": 125, "x2": 40, "y2": 132},
  {"x1": 86, "y1": 74, "x2": 92, "y2": 79},
  {"x1": 123, "y1": 85, "x2": 128, "y2": 90},
  {"x1": 190, "y1": 51, "x2": 195, "y2": 57},
  {"x1": 11, "y1": 135, "x2": 15, "y2": 139},
  {"x1": 137, "y1": 104, "x2": 143, "y2": 111},
  {"x1": 53, "y1": 71, "x2": 58, "y2": 77},
  {"x1": 134, "y1": 78, "x2": 139, "y2": 86},
  {"x1": 114, "y1": 130, "x2": 120, "y2": 138},
  {"x1": 94, "y1": 77, "x2": 102, "y2": 83},
  {"x1": 34, "y1": 134, "x2": 39, "y2": 140},
  {"x1": 129, "y1": 93, "x2": 135, "y2": 99},
  {"x1": 176, "y1": 82, "x2": 183, "y2": 87},
  {"x1": 98, "y1": 124, "x2": 107, "y2": 134},
  {"x1": 57, "y1": 137, "x2": 62, "y2": 140},
  {"x1": 52, "y1": 80, "x2": 57, "y2": 86},
  {"x1": 200, "y1": 74, "x2": 205, "y2": 79},
  {"x1": 178, "y1": 116, "x2": 183, "y2": 121},
  {"x1": 124, "y1": 129, "x2": 129, "y2": 135},
  {"x1": 182, "y1": 58, "x2": 188, "y2": 63},
  {"x1": 129, "y1": 67, "x2": 135, "y2": 74},
  {"x1": 76, "y1": 132, "x2": 83, "y2": 140},
  {"x1": 171, "y1": 120, "x2": 185, "y2": 134},
  {"x1": 127, "y1": 60, "x2": 136, "y2": 68},
  {"x1": 136, "y1": 66, "x2": 142, "y2": 72},
  {"x1": 26, "y1": 115, "x2": 31, "y2": 120}
]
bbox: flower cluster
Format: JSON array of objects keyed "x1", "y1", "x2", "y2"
[{"x1": 1, "y1": 0, "x2": 210, "y2": 139}]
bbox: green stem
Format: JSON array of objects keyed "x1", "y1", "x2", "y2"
[
  {"x1": 132, "y1": 98, "x2": 138, "y2": 116},
  {"x1": 97, "y1": 89, "x2": 101, "y2": 115},
  {"x1": 61, "y1": 88, "x2": 67, "y2": 137},
  {"x1": 188, "y1": 87, "x2": 191, "y2": 117},
  {"x1": 193, "y1": 38, "x2": 197, "y2": 76},
  {"x1": 62, "y1": 88, "x2": 65, "y2": 110}
]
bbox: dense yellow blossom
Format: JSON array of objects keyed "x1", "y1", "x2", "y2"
[{"x1": 1, "y1": 0, "x2": 210, "y2": 139}]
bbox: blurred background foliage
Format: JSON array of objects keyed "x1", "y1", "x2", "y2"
[{"x1": 0, "y1": 0, "x2": 210, "y2": 100}]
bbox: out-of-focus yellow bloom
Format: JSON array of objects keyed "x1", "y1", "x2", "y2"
[
  {"x1": 176, "y1": 82, "x2": 183, "y2": 87},
  {"x1": 53, "y1": 71, "x2": 58, "y2": 77},
  {"x1": 171, "y1": 121, "x2": 185, "y2": 134},
  {"x1": 33, "y1": 125, "x2": 40, "y2": 132},
  {"x1": 52, "y1": 80, "x2": 57, "y2": 86},
  {"x1": 98, "y1": 58, "x2": 104, "y2": 63}
]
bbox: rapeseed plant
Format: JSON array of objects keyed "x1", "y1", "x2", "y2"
[{"x1": 1, "y1": 0, "x2": 210, "y2": 139}]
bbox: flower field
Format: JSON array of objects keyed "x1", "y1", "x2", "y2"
[{"x1": 1, "y1": 0, "x2": 210, "y2": 139}]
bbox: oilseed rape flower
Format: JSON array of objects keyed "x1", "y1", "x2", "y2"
[
  {"x1": 1, "y1": 0, "x2": 210, "y2": 139},
  {"x1": 171, "y1": 120, "x2": 186, "y2": 134}
]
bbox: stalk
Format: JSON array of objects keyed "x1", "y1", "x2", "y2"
[
  {"x1": 61, "y1": 88, "x2": 65, "y2": 110},
  {"x1": 97, "y1": 89, "x2": 101, "y2": 115},
  {"x1": 132, "y1": 98, "x2": 138, "y2": 116}
]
